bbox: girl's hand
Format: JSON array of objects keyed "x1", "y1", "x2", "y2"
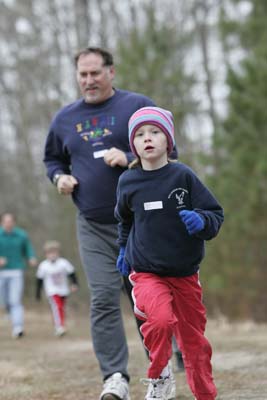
[
  {"x1": 179, "y1": 210, "x2": 205, "y2": 235},
  {"x1": 70, "y1": 284, "x2": 78, "y2": 293},
  {"x1": 116, "y1": 247, "x2": 131, "y2": 276}
]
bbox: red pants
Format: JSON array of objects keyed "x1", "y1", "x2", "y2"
[
  {"x1": 130, "y1": 272, "x2": 217, "y2": 400},
  {"x1": 48, "y1": 295, "x2": 66, "y2": 328}
]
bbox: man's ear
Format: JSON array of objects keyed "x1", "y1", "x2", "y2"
[{"x1": 109, "y1": 65, "x2": 115, "y2": 80}]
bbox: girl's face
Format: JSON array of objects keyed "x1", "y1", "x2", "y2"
[
  {"x1": 133, "y1": 124, "x2": 168, "y2": 169},
  {"x1": 45, "y1": 249, "x2": 59, "y2": 262}
]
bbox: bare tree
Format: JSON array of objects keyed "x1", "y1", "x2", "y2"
[
  {"x1": 75, "y1": 0, "x2": 91, "y2": 47},
  {"x1": 191, "y1": 0, "x2": 221, "y2": 131}
]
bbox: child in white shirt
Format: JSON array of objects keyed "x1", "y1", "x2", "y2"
[{"x1": 36, "y1": 240, "x2": 78, "y2": 336}]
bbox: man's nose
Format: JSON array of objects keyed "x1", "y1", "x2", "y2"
[{"x1": 86, "y1": 75, "x2": 94, "y2": 85}]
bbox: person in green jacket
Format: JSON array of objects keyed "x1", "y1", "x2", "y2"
[{"x1": 0, "y1": 212, "x2": 37, "y2": 338}]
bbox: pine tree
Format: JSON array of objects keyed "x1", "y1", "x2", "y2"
[
  {"x1": 114, "y1": 3, "x2": 197, "y2": 153},
  {"x1": 206, "y1": 0, "x2": 267, "y2": 320}
]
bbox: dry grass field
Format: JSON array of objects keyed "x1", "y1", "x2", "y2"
[{"x1": 1, "y1": 299, "x2": 267, "y2": 400}]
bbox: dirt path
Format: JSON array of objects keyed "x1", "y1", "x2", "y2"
[{"x1": 1, "y1": 306, "x2": 267, "y2": 400}]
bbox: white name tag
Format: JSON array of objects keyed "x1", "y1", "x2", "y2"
[
  {"x1": 144, "y1": 201, "x2": 163, "y2": 211},
  {"x1": 93, "y1": 149, "x2": 108, "y2": 159}
]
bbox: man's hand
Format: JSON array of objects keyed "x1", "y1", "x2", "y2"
[
  {"x1": 28, "y1": 258, "x2": 38, "y2": 267},
  {"x1": 57, "y1": 175, "x2": 78, "y2": 195},
  {"x1": 104, "y1": 147, "x2": 128, "y2": 168},
  {"x1": 0, "y1": 257, "x2": 7, "y2": 268}
]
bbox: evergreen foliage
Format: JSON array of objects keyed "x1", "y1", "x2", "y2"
[
  {"x1": 115, "y1": 4, "x2": 197, "y2": 153},
  {"x1": 203, "y1": 0, "x2": 267, "y2": 320}
]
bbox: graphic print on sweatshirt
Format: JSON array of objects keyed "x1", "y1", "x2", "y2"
[
  {"x1": 142, "y1": 187, "x2": 188, "y2": 215},
  {"x1": 168, "y1": 187, "x2": 189, "y2": 209},
  {"x1": 75, "y1": 114, "x2": 116, "y2": 145},
  {"x1": 51, "y1": 271, "x2": 65, "y2": 286}
]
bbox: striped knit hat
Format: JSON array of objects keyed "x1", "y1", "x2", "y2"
[{"x1": 128, "y1": 106, "x2": 175, "y2": 157}]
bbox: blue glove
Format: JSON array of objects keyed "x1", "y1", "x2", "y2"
[
  {"x1": 116, "y1": 247, "x2": 131, "y2": 276},
  {"x1": 179, "y1": 210, "x2": 205, "y2": 235}
]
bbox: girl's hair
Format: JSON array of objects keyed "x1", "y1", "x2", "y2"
[
  {"x1": 43, "y1": 240, "x2": 61, "y2": 252},
  {"x1": 129, "y1": 158, "x2": 178, "y2": 169},
  {"x1": 129, "y1": 158, "x2": 141, "y2": 169}
]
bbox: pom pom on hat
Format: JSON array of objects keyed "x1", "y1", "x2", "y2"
[{"x1": 128, "y1": 106, "x2": 175, "y2": 157}]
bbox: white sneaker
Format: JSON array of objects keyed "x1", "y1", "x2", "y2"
[
  {"x1": 12, "y1": 326, "x2": 24, "y2": 339},
  {"x1": 100, "y1": 372, "x2": 131, "y2": 400},
  {"x1": 143, "y1": 376, "x2": 173, "y2": 400},
  {"x1": 55, "y1": 326, "x2": 66, "y2": 337},
  {"x1": 168, "y1": 362, "x2": 176, "y2": 399}
]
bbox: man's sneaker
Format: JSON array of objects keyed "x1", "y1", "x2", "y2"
[
  {"x1": 143, "y1": 376, "x2": 173, "y2": 400},
  {"x1": 12, "y1": 327, "x2": 24, "y2": 339},
  {"x1": 100, "y1": 372, "x2": 131, "y2": 400}
]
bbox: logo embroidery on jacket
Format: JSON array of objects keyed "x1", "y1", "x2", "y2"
[{"x1": 168, "y1": 188, "x2": 188, "y2": 209}]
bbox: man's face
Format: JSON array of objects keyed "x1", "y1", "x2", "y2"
[
  {"x1": 1, "y1": 214, "x2": 15, "y2": 232},
  {"x1": 76, "y1": 53, "x2": 115, "y2": 104}
]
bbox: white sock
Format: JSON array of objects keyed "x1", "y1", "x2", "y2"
[{"x1": 160, "y1": 364, "x2": 170, "y2": 378}]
